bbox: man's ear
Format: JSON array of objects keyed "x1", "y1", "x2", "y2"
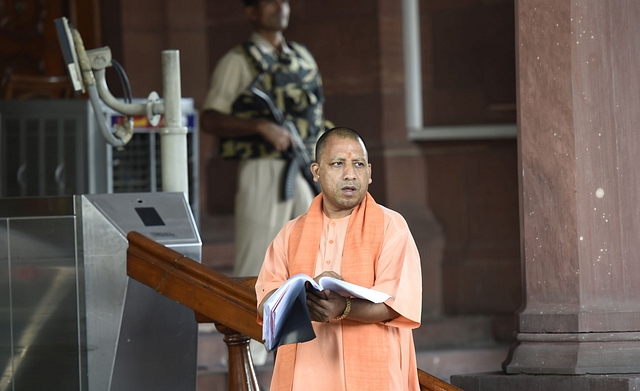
[
  {"x1": 311, "y1": 163, "x2": 319, "y2": 182},
  {"x1": 368, "y1": 163, "x2": 373, "y2": 184}
]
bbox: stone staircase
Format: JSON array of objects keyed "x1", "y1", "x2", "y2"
[
  {"x1": 196, "y1": 214, "x2": 514, "y2": 390},
  {"x1": 413, "y1": 316, "x2": 513, "y2": 383}
]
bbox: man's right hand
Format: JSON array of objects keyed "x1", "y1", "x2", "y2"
[
  {"x1": 200, "y1": 110, "x2": 294, "y2": 152},
  {"x1": 306, "y1": 288, "x2": 347, "y2": 323},
  {"x1": 256, "y1": 119, "x2": 293, "y2": 152}
]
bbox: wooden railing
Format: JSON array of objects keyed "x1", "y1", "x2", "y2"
[
  {"x1": 126, "y1": 231, "x2": 462, "y2": 391},
  {"x1": 418, "y1": 369, "x2": 463, "y2": 391}
]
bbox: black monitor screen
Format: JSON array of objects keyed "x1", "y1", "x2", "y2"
[{"x1": 135, "y1": 207, "x2": 165, "y2": 227}]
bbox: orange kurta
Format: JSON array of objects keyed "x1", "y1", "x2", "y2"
[{"x1": 256, "y1": 204, "x2": 422, "y2": 391}]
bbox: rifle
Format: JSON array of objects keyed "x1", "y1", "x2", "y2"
[{"x1": 249, "y1": 73, "x2": 321, "y2": 200}]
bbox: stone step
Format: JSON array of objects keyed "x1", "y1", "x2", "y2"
[
  {"x1": 414, "y1": 315, "x2": 515, "y2": 350},
  {"x1": 197, "y1": 367, "x2": 273, "y2": 391},
  {"x1": 416, "y1": 346, "x2": 510, "y2": 383}
]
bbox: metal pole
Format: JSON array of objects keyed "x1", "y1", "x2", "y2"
[
  {"x1": 160, "y1": 50, "x2": 189, "y2": 199},
  {"x1": 402, "y1": 0, "x2": 423, "y2": 133}
]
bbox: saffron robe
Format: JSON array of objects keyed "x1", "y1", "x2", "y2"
[{"x1": 256, "y1": 199, "x2": 422, "y2": 390}]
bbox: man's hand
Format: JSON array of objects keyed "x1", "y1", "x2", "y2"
[
  {"x1": 256, "y1": 119, "x2": 292, "y2": 152},
  {"x1": 305, "y1": 271, "x2": 401, "y2": 324},
  {"x1": 304, "y1": 271, "x2": 343, "y2": 301},
  {"x1": 200, "y1": 110, "x2": 292, "y2": 153},
  {"x1": 306, "y1": 289, "x2": 347, "y2": 323}
]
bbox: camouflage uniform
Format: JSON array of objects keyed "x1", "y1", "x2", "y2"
[{"x1": 203, "y1": 32, "x2": 329, "y2": 278}]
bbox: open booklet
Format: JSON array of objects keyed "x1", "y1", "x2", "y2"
[{"x1": 261, "y1": 273, "x2": 391, "y2": 352}]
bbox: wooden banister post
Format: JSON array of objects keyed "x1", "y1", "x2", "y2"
[{"x1": 215, "y1": 323, "x2": 260, "y2": 391}]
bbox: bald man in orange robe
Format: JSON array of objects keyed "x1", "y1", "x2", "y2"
[{"x1": 256, "y1": 127, "x2": 422, "y2": 391}]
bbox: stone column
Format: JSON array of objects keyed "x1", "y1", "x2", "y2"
[
  {"x1": 453, "y1": 0, "x2": 640, "y2": 389},
  {"x1": 507, "y1": 0, "x2": 640, "y2": 374}
]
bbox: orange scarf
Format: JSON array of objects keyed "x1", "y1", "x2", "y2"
[{"x1": 273, "y1": 192, "x2": 390, "y2": 390}]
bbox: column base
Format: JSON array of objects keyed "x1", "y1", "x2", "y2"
[
  {"x1": 504, "y1": 332, "x2": 640, "y2": 374},
  {"x1": 452, "y1": 372, "x2": 640, "y2": 391}
]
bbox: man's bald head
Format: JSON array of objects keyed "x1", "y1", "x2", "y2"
[{"x1": 315, "y1": 127, "x2": 368, "y2": 164}]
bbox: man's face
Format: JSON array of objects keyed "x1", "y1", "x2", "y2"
[
  {"x1": 248, "y1": 0, "x2": 290, "y2": 33},
  {"x1": 311, "y1": 135, "x2": 372, "y2": 219}
]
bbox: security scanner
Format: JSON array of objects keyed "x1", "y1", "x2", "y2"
[
  {"x1": 53, "y1": 16, "x2": 190, "y2": 199},
  {"x1": 0, "y1": 192, "x2": 201, "y2": 390}
]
